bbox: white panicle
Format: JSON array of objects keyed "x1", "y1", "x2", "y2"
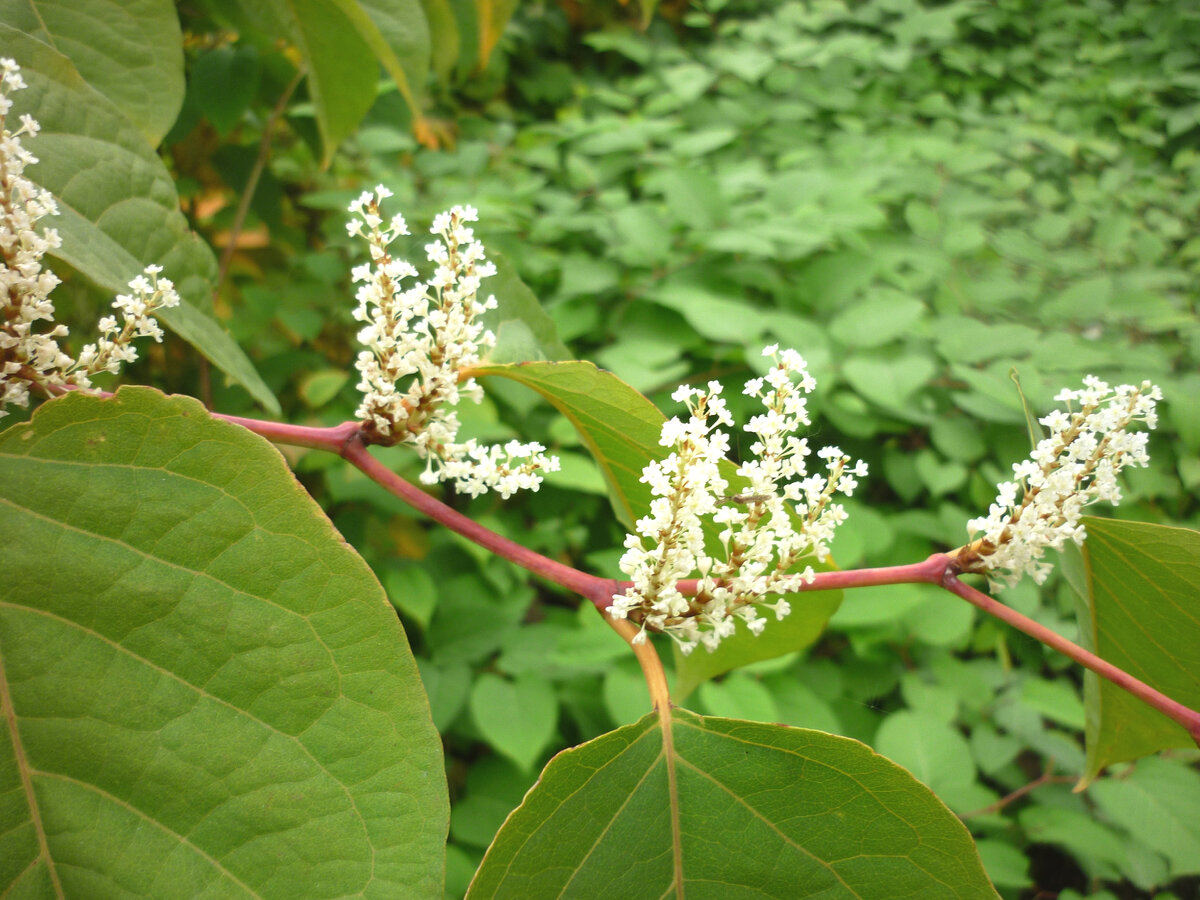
[
  {"x1": 1, "y1": 58, "x2": 178, "y2": 418},
  {"x1": 610, "y1": 346, "x2": 867, "y2": 654},
  {"x1": 347, "y1": 189, "x2": 558, "y2": 497},
  {"x1": 961, "y1": 376, "x2": 1161, "y2": 586}
]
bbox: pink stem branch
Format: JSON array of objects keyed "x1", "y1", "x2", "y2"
[{"x1": 214, "y1": 410, "x2": 1200, "y2": 743}]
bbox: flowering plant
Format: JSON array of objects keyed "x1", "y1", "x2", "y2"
[{"x1": 2, "y1": 39, "x2": 1199, "y2": 900}]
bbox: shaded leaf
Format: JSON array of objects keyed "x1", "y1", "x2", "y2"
[
  {"x1": 0, "y1": 388, "x2": 446, "y2": 898},
  {"x1": 479, "y1": 361, "x2": 843, "y2": 694},
  {"x1": 0, "y1": 0, "x2": 184, "y2": 144},
  {"x1": 673, "y1": 591, "x2": 841, "y2": 700},
  {"x1": 1067, "y1": 518, "x2": 1200, "y2": 782},
  {"x1": 473, "y1": 361, "x2": 664, "y2": 530},
  {"x1": 470, "y1": 673, "x2": 558, "y2": 772},
  {"x1": 468, "y1": 709, "x2": 999, "y2": 898},
  {"x1": 475, "y1": 0, "x2": 517, "y2": 69}
]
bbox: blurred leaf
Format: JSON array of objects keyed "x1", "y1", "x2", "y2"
[
  {"x1": 191, "y1": 44, "x2": 261, "y2": 135},
  {"x1": 0, "y1": 0, "x2": 184, "y2": 143},
  {"x1": 475, "y1": 0, "x2": 516, "y2": 69},
  {"x1": 298, "y1": 368, "x2": 350, "y2": 408},
  {"x1": 468, "y1": 710, "x2": 999, "y2": 898},
  {"x1": 1089, "y1": 757, "x2": 1200, "y2": 878},
  {"x1": 0, "y1": 388, "x2": 446, "y2": 898},
  {"x1": 470, "y1": 673, "x2": 557, "y2": 773},
  {"x1": 843, "y1": 353, "x2": 936, "y2": 410},
  {"x1": 281, "y1": 0, "x2": 380, "y2": 165},
  {"x1": 7, "y1": 31, "x2": 279, "y2": 413},
  {"x1": 829, "y1": 294, "x2": 925, "y2": 349},
  {"x1": 874, "y1": 711, "x2": 976, "y2": 804},
  {"x1": 482, "y1": 250, "x2": 570, "y2": 362},
  {"x1": 418, "y1": 0, "x2": 461, "y2": 79},
  {"x1": 1067, "y1": 518, "x2": 1200, "y2": 782}
]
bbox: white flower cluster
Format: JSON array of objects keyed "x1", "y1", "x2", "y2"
[
  {"x1": 0, "y1": 58, "x2": 178, "y2": 419},
  {"x1": 610, "y1": 346, "x2": 868, "y2": 654},
  {"x1": 962, "y1": 376, "x2": 1161, "y2": 586},
  {"x1": 348, "y1": 187, "x2": 557, "y2": 497}
]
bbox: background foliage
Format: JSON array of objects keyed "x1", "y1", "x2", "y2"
[{"x1": 4, "y1": 0, "x2": 1200, "y2": 897}]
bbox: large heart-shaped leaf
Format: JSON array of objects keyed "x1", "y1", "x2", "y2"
[
  {"x1": 0, "y1": 388, "x2": 447, "y2": 898},
  {"x1": 0, "y1": 0, "x2": 184, "y2": 144},
  {"x1": 4, "y1": 29, "x2": 279, "y2": 414},
  {"x1": 467, "y1": 708, "x2": 999, "y2": 898},
  {"x1": 1066, "y1": 517, "x2": 1200, "y2": 782}
]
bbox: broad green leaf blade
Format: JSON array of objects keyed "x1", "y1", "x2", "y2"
[
  {"x1": 0, "y1": 0, "x2": 184, "y2": 144},
  {"x1": 672, "y1": 590, "x2": 841, "y2": 701},
  {"x1": 467, "y1": 709, "x2": 999, "y2": 899},
  {"x1": 0, "y1": 388, "x2": 447, "y2": 899},
  {"x1": 417, "y1": 0, "x2": 460, "y2": 79},
  {"x1": 473, "y1": 361, "x2": 664, "y2": 530},
  {"x1": 1072, "y1": 517, "x2": 1200, "y2": 781},
  {"x1": 279, "y1": 0, "x2": 379, "y2": 167},
  {"x1": 469, "y1": 673, "x2": 558, "y2": 773},
  {"x1": 4, "y1": 29, "x2": 279, "y2": 414},
  {"x1": 349, "y1": 0, "x2": 432, "y2": 127}
]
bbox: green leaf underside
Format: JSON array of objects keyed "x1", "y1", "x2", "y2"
[
  {"x1": 0, "y1": 0, "x2": 185, "y2": 145},
  {"x1": 4, "y1": 27, "x2": 279, "y2": 414},
  {"x1": 474, "y1": 361, "x2": 665, "y2": 529},
  {"x1": 477, "y1": 361, "x2": 843, "y2": 690},
  {"x1": 1076, "y1": 517, "x2": 1200, "y2": 781},
  {"x1": 0, "y1": 388, "x2": 446, "y2": 899},
  {"x1": 468, "y1": 708, "x2": 999, "y2": 899}
]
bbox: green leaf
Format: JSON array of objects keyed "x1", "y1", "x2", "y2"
[
  {"x1": 470, "y1": 673, "x2": 558, "y2": 773},
  {"x1": 0, "y1": 388, "x2": 447, "y2": 899},
  {"x1": 843, "y1": 352, "x2": 936, "y2": 411},
  {"x1": 873, "y1": 711, "x2": 977, "y2": 807},
  {"x1": 479, "y1": 361, "x2": 844, "y2": 693},
  {"x1": 346, "y1": 0, "x2": 433, "y2": 131},
  {"x1": 1067, "y1": 518, "x2": 1200, "y2": 782},
  {"x1": 279, "y1": 0, "x2": 380, "y2": 166},
  {"x1": 673, "y1": 590, "x2": 841, "y2": 700},
  {"x1": 482, "y1": 251, "x2": 571, "y2": 363},
  {"x1": 6, "y1": 30, "x2": 279, "y2": 413},
  {"x1": 191, "y1": 44, "x2": 261, "y2": 135},
  {"x1": 0, "y1": 0, "x2": 184, "y2": 144},
  {"x1": 828, "y1": 293, "x2": 926, "y2": 349},
  {"x1": 467, "y1": 709, "x2": 999, "y2": 898},
  {"x1": 474, "y1": 0, "x2": 517, "y2": 69},
  {"x1": 1088, "y1": 757, "x2": 1200, "y2": 878},
  {"x1": 473, "y1": 361, "x2": 664, "y2": 530}
]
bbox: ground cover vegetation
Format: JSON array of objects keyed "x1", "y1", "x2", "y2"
[{"x1": 2, "y1": 0, "x2": 1200, "y2": 897}]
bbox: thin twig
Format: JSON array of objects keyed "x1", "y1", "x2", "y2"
[
  {"x1": 958, "y1": 762, "x2": 1075, "y2": 819},
  {"x1": 215, "y1": 67, "x2": 305, "y2": 294}
]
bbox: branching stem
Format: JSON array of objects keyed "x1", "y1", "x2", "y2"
[{"x1": 218, "y1": 411, "x2": 1200, "y2": 743}]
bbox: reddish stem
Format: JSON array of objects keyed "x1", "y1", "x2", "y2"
[
  {"x1": 216, "y1": 411, "x2": 1200, "y2": 741},
  {"x1": 943, "y1": 574, "x2": 1200, "y2": 746},
  {"x1": 340, "y1": 434, "x2": 618, "y2": 608}
]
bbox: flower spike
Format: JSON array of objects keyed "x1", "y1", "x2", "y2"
[{"x1": 955, "y1": 376, "x2": 1161, "y2": 587}]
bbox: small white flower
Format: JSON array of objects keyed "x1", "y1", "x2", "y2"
[
  {"x1": 1, "y1": 60, "x2": 177, "y2": 416},
  {"x1": 960, "y1": 377, "x2": 1161, "y2": 586},
  {"x1": 347, "y1": 195, "x2": 557, "y2": 497},
  {"x1": 610, "y1": 347, "x2": 866, "y2": 653}
]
